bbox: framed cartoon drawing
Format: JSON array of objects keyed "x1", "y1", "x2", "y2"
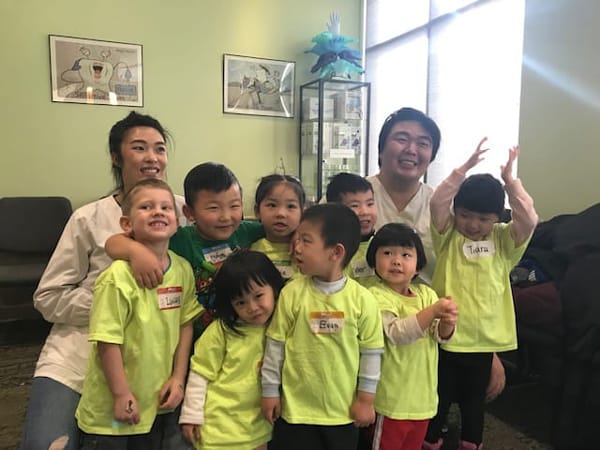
[{"x1": 49, "y1": 35, "x2": 143, "y2": 106}]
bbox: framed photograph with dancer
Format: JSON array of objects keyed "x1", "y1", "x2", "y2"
[
  {"x1": 223, "y1": 54, "x2": 295, "y2": 118},
  {"x1": 49, "y1": 35, "x2": 143, "y2": 106}
]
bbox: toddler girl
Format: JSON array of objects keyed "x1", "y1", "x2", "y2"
[
  {"x1": 179, "y1": 250, "x2": 285, "y2": 449},
  {"x1": 366, "y1": 223, "x2": 458, "y2": 450},
  {"x1": 251, "y1": 174, "x2": 305, "y2": 280}
]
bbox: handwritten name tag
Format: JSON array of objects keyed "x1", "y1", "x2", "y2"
[
  {"x1": 309, "y1": 311, "x2": 345, "y2": 334},
  {"x1": 462, "y1": 240, "x2": 495, "y2": 259},
  {"x1": 157, "y1": 286, "x2": 182, "y2": 310}
]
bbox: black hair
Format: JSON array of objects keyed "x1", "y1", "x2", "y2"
[
  {"x1": 213, "y1": 250, "x2": 284, "y2": 335},
  {"x1": 301, "y1": 203, "x2": 360, "y2": 268},
  {"x1": 254, "y1": 174, "x2": 306, "y2": 210},
  {"x1": 366, "y1": 223, "x2": 427, "y2": 276},
  {"x1": 108, "y1": 111, "x2": 170, "y2": 192},
  {"x1": 377, "y1": 107, "x2": 441, "y2": 166},
  {"x1": 121, "y1": 178, "x2": 175, "y2": 215},
  {"x1": 325, "y1": 172, "x2": 373, "y2": 203},
  {"x1": 183, "y1": 162, "x2": 240, "y2": 206},
  {"x1": 453, "y1": 173, "x2": 505, "y2": 217}
]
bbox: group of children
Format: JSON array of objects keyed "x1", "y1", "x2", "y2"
[{"x1": 76, "y1": 139, "x2": 537, "y2": 450}]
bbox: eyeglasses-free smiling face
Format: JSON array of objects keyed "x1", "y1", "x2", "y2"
[
  {"x1": 117, "y1": 127, "x2": 168, "y2": 193},
  {"x1": 231, "y1": 280, "x2": 275, "y2": 326},
  {"x1": 339, "y1": 190, "x2": 378, "y2": 237},
  {"x1": 453, "y1": 207, "x2": 498, "y2": 241},
  {"x1": 120, "y1": 187, "x2": 178, "y2": 245},
  {"x1": 375, "y1": 245, "x2": 418, "y2": 295},
  {"x1": 379, "y1": 120, "x2": 433, "y2": 183},
  {"x1": 185, "y1": 184, "x2": 243, "y2": 241}
]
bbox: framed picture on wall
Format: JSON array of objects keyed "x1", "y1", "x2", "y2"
[
  {"x1": 223, "y1": 54, "x2": 295, "y2": 118},
  {"x1": 49, "y1": 35, "x2": 143, "y2": 106}
]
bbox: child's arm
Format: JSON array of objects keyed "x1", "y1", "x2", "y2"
[
  {"x1": 97, "y1": 342, "x2": 140, "y2": 425},
  {"x1": 159, "y1": 321, "x2": 194, "y2": 411},
  {"x1": 261, "y1": 337, "x2": 284, "y2": 425},
  {"x1": 105, "y1": 233, "x2": 164, "y2": 288},
  {"x1": 179, "y1": 370, "x2": 208, "y2": 445},
  {"x1": 501, "y1": 146, "x2": 539, "y2": 247},
  {"x1": 431, "y1": 137, "x2": 489, "y2": 233},
  {"x1": 351, "y1": 347, "x2": 383, "y2": 427}
]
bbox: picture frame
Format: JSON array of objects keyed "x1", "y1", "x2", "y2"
[
  {"x1": 49, "y1": 35, "x2": 143, "y2": 107},
  {"x1": 223, "y1": 54, "x2": 295, "y2": 118}
]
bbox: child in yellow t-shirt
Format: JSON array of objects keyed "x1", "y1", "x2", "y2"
[
  {"x1": 326, "y1": 172, "x2": 379, "y2": 288},
  {"x1": 251, "y1": 174, "x2": 305, "y2": 281},
  {"x1": 180, "y1": 250, "x2": 285, "y2": 449},
  {"x1": 261, "y1": 203, "x2": 384, "y2": 450},
  {"x1": 424, "y1": 140, "x2": 538, "y2": 450},
  {"x1": 365, "y1": 223, "x2": 457, "y2": 450},
  {"x1": 76, "y1": 179, "x2": 202, "y2": 447}
]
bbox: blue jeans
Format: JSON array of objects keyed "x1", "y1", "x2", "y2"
[{"x1": 20, "y1": 377, "x2": 81, "y2": 450}]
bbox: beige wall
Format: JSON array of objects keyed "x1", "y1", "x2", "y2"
[
  {"x1": 0, "y1": 0, "x2": 361, "y2": 214},
  {"x1": 519, "y1": 0, "x2": 600, "y2": 220}
]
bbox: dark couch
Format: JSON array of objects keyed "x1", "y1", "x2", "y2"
[
  {"x1": 0, "y1": 197, "x2": 72, "y2": 322},
  {"x1": 511, "y1": 202, "x2": 600, "y2": 449}
]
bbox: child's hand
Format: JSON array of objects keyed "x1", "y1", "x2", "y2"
[
  {"x1": 158, "y1": 377, "x2": 185, "y2": 411},
  {"x1": 261, "y1": 397, "x2": 281, "y2": 425},
  {"x1": 350, "y1": 392, "x2": 376, "y2": 427},
  {"x1": 459, "y1": 137, "x2": 489, "y2": 174},
  {"x1": 113, "y1": 392, "x2": 140, "y2": 425},
  {"x1": 181, "y1": 423, "x2": 201, "y2": 445},
  {"x1": 435, "y1": 296, "x2": 458, "y2": 321},
  {"x1": 131, "y1": 245, "x2": 164, "y2": 288},
  {"x1": 500, "y1": 145, "x2": 519, "y2": 185}
]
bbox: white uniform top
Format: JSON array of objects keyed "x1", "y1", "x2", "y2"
[
  {"x1": 33, "y1": 194, "x2": 187, "y2": 393},
  {"x1": 367, "y1": 175, "x2": 435, "y2": 284}
]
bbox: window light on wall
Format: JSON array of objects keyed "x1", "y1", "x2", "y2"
[{"x1": 365, "y1": 0, "x2": 525, "y2": 186}]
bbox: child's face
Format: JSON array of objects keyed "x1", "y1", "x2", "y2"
[
  {"x1": 231, "y1": 280, "x2": 275, "y2": 326},
  {"x1": 120, "y1": 187, "x2": 178, "y2": 244},
  {"x1": 375, "y1": 245, "x2": 418, "y2": 295},
  {"x1": 256, "y1": 182, "x2": 302, "y2": 243},
  {"x1": 293, "y1": 220, "x2": 342, "y2": 280},
  {"x1": 185, "y1": 185, "x2": 243, "y2": 241},
  {"x1": 339, "y1": 190, "x2": 378, "y2": 237},
  {"x1": 454, "y1": 207, "x2": 498, "y2": 241}
]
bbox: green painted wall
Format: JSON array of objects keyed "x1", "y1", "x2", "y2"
[
  {"x1": 520, "y1": 0, "x2": 600, "y2": 220},
  {"x1": 0, "y1": 0, "x2": 362, "y2": 214}
]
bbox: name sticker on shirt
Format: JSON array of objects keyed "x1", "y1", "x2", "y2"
[
  {"x1": 463, "y1": 240, "x2": 495, "y2": 259},
  {"x1": 202, "y1": 243, "x2": 232, "y2": 265},
  {"x1": 352, "y1": 259, "x2": 375, "y2": 278},
  {"x1": 309, "y1": 311, "x2": 345, "y2": 334},
  {"x1": 157, "y1": 286, "x2": 183, "y2": 310}
]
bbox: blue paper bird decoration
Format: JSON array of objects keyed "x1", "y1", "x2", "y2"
[{"x1": 305, "y1": 12, "x2": 364, "y2": 79}]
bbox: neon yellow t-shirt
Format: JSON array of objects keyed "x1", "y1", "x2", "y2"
[
  {"x1": 267, "y1": 275, "x2": 383, "y2": 425},
  {"x1": 370, "y1": 283, "x2": 440, "y2": 419},
  {"x1": 432, "y1": 222, "x2": 529, "y2": 352},
  {"x1": 190, "y1": 320, "x2": 271, "y2": 449},
  {"x1": 76, "y1": 251, "x2": 202, "y2": 435},
  {"x1": 250, "y1": 238, "x2": 297, "y2": 281},
  {"x1": 345, "y1": 238, "x2": 379, "y2": 289}
]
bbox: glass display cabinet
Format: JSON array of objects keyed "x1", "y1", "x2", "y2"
[{"x1": 299, "y1": 79, "x2": 371, "y2": 203}]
